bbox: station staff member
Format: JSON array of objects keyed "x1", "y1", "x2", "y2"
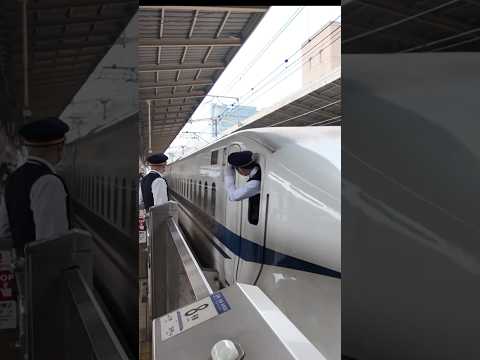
[
  {"x1": 139, "y1": 153, "x2": 169, "y2": 211},
  {"x1": 0, "y1": 117, "x2": 71, "y2": 256},
  {"x1": 224, "y1": 150, "x2": 261, "y2": 200},
  {"x1": 224, "y1": 151, "x2": 262, "y2": 224}
]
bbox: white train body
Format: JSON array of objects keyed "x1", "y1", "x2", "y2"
[{"x1": 165, "y1": 127, "x2": 341, "y2": 359}]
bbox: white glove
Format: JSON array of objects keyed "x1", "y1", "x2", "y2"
[{"x1": 224, "y1": 165, "x2": 235, "y2": 178}]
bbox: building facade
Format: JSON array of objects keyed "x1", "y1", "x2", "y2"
[{"x1": 301, "y1": 21, "x2": 341, "y2": 86}]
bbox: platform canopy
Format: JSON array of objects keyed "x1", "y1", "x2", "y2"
[
  {"x1": 137, "y1": 6, "x2": 269, "y2": 155},
  {"x1": 343, "y1": 0, "x2": 480, "y2": 53},
  {"x1": 227, "y1": 68, "x2": 341, "y2": 132},
  {"x1": 3, "y1": 0, "x2": 137, "y2": 131}
]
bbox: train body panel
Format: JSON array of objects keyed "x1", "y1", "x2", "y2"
[
  {"x1": 166, "y1": 127, "x2": 341, "y2": 359},
  {"x1": 60, "y1": 113, "x2": 139, "y2": 357}
]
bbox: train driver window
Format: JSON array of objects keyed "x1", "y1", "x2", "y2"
[
  {"x1": 211, "y1": 150, "x2": 218, "y2": 165},
  {"x1": 189, "y1": 179, "x2": 193, "y2": 199},
  {"x1": 198, "y1": 180, "x2": 202, "y2": 205},
  {"x1": 192, "y1": 179, "x2": 196, "y2": 201},
  {"x1": 248, "y1": 162, "x2": 261, "y2": 226},
  {"x1": 203, "y1": 181, "x2": 208, "y2": 210},
  {"x1": 211, "y1": 183, "x2": 216, "y2": 217},
  {"x1": 222, "y1": 147, "x2": 228, "y2": 166},
  {"x1": 248, "y1": 191, "x2": 260, "y2": 225}
]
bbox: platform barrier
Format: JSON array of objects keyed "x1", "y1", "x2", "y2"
[
  {"x1": 152, "y1": 283, "x2": 326, "y2": 360},
  {"x1": 146, "y1": 201, "x2": 213, "y2": 320},
  {"x1": 146, "y1": 201, "x2": 325, "y2": 360},
  {"x1": 13, "y1": 229, "x2": 129, "y2": 359}
]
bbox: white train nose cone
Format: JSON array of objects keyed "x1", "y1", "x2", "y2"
[{"x1": 211, "y1": 339, "x2": 241, "y2": 360}]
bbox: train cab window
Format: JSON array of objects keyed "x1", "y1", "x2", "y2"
[
  {"x1": 88, "y1": 176, "x2": 92, "y2": 208},
  {"x1": 193, "y1": 180, "x2": 197, "y2": 202},
  {"x1": 95, "y1": 176, "x2": 99, "y2": 213},
  {"x1": 81, "y1": 176, "x2": 84, "y2": 202},
  {"x1": 211, "y1": 150, "x2": 218, "y2": 165},
  {"x1": 248, "y1": 164, "x2": 262, "y2": 225},
  {"x1": 101, "y1": 176, "x2": 105, "y2": 216},
  {"x1": 248, "y1": 193, "x2": 261, "y2": 225},
  {"x1": 211, "y1": 183, "x2": 216, "y2": 217},
  {"x1": 203, "y1": 182, "x2": 208, "y2": 210},
  {"x1": 198, "y1": 180, "x2": 202, "y2": 205},
  {"x1": 113, "y1": 177, "x2": 118, "y2": 224},
  {"x1": 222, "y1": 147, "x2": 228, "y2": 166},
  {"x1": 106, "y1": 176, "x2": 111, "y2": 219},
  {"x1": 121, "y1": 178, "x2": 127, "y2": 229}
]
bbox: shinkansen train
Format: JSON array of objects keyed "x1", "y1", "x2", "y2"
[
  {"x1": 165, "y1": 127, "x2": 341, "y2": 360},
  {"x1": 59, "y1": 113, "x2": 139, "y2": 357}
]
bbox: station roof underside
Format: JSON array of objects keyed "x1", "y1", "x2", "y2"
[
  {"x1": 232, "y1": 69, "x2": 341, "y2": 131},
  {"x1": 4, "y1": 0, "x2": 137, "y2": 126},
  {"x1": 343, "y1": 0, "x2": 480, "y2": 53},
  {"x1": 137, "y1": 6, "x2": 269, "y2": 155}
]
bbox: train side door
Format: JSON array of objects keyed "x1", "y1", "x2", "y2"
[
  {"x1": 223, "y1": 144, "x2": 243, "y2": 284},
  {"x1": 237, "y1": 153, "x2": 267, "y2": 284}
]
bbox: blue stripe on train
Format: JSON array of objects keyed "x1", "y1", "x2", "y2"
[
  {"x1": 213, "y1": 221, "x2": 341, "y2": 279},
  {"x1": 171, "y1": 190, "x2": 341, "y2": 279}
]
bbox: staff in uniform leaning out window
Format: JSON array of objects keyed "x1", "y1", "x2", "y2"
[{"x1": 224, "y1": 151, "x2": 262, "y2": 224}]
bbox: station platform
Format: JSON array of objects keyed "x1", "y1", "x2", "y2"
[{"x1": 141, "y1": 201, "x2": 329, "y2": 360}]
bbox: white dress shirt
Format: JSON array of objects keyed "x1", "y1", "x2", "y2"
[
  {"x1": 138, "y1": 170, "x2": 168, "y2": 209},
  {"x1": 0, "y1": 156, "x2": 69, "y2": 248},
  {"x1": 224, "y1": 165, "x2": 261, "y2": 201}
]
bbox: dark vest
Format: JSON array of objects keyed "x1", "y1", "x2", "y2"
[
  {"x1": 140, "y1": 172, "x2": 168, "y2": 211},
  {"x1": 4, "y1": 160, "x2": 71, "y2": 256},
  {"x1": 247, "y1": 166, "x2": 262, "y2": 225}
]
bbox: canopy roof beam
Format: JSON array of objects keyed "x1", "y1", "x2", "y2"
[{"x1": 138, "y1": 38, "x2": 242, "y2": 47}]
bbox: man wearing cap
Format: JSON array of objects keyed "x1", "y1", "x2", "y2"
[
  {"x1": 139, "y1": 153, "x2": 169, "y2": 211},
  {"x1": 0, "y1": 117, "x2": 71, "y2": 256},
  {"x1": 224, "y1": 151, "x2": 261, "y2": 216}
]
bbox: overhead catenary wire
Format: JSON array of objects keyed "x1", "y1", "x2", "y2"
[
  {"x1": 216, "y1": 22, "x2": 341, "y2": 125},
  {"x1": 342, "y1": 0, "x2": 462, "y2": 44},
  {"x1": 216, "y1": 35, "x2": 341, "y2": 132},
  {"x1": 237, "y1": 16, "x2": 341, "y2": 106},
  {"x1": 311, "y1": 115, "x2": 342, "y2": 126},
  {"x1": 239, "y1": 31, "x2": 341, "y2": 115},
  {"x1": 401, "y1": 26, "x2": 480, "y2": 52},
  {"x1": 241, "y1": 26, "x2": 341, "y2": 106},
  {"x1": 220, "y1": 6, "x2": 305, "y2": 93},
  {"x1": 269, "y1": 100, "x2": 341, "y2": 127},
  {"x1": 214, "y1": 15, "x2": 341, "y2": 125}
]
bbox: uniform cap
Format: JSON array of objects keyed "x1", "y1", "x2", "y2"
[
  {"x1": 19, "y1": 117, "x2": 69, "y2": 146},
  {"x1": 147, "y1": 153, "x2": 168, "y2": 164},
  {"x1": 227, "y1": 151, "x2": 255, "y2": 168}
]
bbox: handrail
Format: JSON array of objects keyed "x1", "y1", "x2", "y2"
[
  {"x1": 64, "y1": 268, "x2": 130, "y2": 360},
  {"x1": 147, "y1": 201, "x2": 213, "y2": 319},
  {"x1": 15, "y1": 229, "x2": 131, "y2": 359},
  {"x1": 167, "y1": 218, "x2": 213, "y2": 298}
]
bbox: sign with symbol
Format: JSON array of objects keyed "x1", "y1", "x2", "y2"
[
  {"x1": 0, "y1": 270, "x2": 14, "y2": 301},
  {"x1": 159, "y1": 292, "x2": 231, "y2": 341}
]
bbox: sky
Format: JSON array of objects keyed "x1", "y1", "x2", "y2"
[{"x1": 166, "y1": 6, "x2": 341, "y2": 160}]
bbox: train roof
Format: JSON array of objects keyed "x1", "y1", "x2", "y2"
[{"x1": 172, "y1": 126, "x2": 341, "y2": 170}]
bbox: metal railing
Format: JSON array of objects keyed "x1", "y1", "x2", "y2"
[
  {"x1": 12, "y1": 229, "x2": 130, "y2": 359},
  {"x1": 146, "y1": 201, "x2": 213, "y2": 320}
]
